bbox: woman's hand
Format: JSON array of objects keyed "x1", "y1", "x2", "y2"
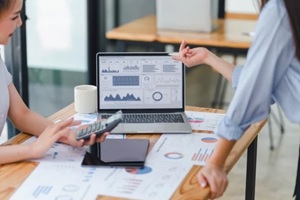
[
  {"x1": 30, "y1": 118, "x2": 109, "y2": 159},
  {"x1": 30, "y1": 118, "x2": 77, "y2": 158},
  {"x1": 58, "y1": 120, "x2": 109, "y2": 148},
  {"x1": 197, "y1": 162, "x2": 228, "y2": 199},
  {"x1": 171, "y1": 40, "x2": 209, "y2": 67}
]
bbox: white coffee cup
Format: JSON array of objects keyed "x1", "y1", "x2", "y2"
[{"x1": 74, "y1": 85, "x2": 97, "y2": 114}]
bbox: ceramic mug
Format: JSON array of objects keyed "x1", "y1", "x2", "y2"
[{"x1": 74, "y1": 85, "x2": 97, "y2": 114}]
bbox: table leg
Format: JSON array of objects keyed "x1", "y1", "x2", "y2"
[
  {"x1": 211, "y1": 73, "x2": 225, "y2": 108},
  {"x1": 218, "y1": 78, "x2": 228, "y2": 108},
  {"x1": 246, "y1": 136, "x2": 257, "y2": 200}
]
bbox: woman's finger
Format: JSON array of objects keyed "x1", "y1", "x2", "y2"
[
  {"x1": 96, "y1": 132, "x2": 109, "y2": 143},
  {"x1": 49, "y1": 118, "x2": 75, "y2": 133},
  {"x1": 179, "y1": 40, "x2": 187, "y2": 52},
  {"x1": 197, "y1": 172, "x2": 208, "y2": 188},
  {"x1": 85, "y1": 134, "x2": 97, "y2": 146},
  {"x1": 70, "y1": 120, "x2": 81, "y2": 127}
]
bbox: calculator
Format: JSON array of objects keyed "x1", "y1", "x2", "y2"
[{"x1": 76, "y1": 110, "x2": 123, "y2": 140}]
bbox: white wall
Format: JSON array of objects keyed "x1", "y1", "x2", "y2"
[{"x1": 226, "y1": 0, "x2": 259, "y2": 14}]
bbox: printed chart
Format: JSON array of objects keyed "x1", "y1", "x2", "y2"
[
  {"x1": 9, "y1": 162, "x2": 110, "y2": 200},
  {"x1": 185, "y1": 111, "x2": 225, "y2": 132},
  {"x1": 91, "y1": 162, "x2": 191, "y2": 200},
  {"x1": 11, "y1": 162, "x2": 191, "y2": 200},
  {"x1": 71, "y1": 113, "x2": 98, "y2": 126},
  {"x1": 146, "y1": 133, "x2": 218, "y2": 166},
  {"x1": 22, "y1": 137, "x2": 88, "y2": 163}
]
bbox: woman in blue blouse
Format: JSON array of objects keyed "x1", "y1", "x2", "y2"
[{"x1": 173, "y1": 0, "x2": 300, "y2": 199}]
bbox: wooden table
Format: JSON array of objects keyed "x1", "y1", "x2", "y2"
[
  {"x1": 106, "y1": 15, "x2": 256, "y2": 54},
  {"x1": 0, "y1": 104, "x2": 266, "y2": 200}
]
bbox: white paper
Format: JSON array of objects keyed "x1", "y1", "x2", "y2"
[
  {"x1": 11, "y1": 161, "x2": 191, "y2": 200},
  {"x1": 185, "y1": 111, "x2": 225, "y2": 131},
  {"x1": 10, "y1": 162, "x2": 114, "y2": 200},
  {"x1": 71, "y1": 113, "x2": 98, "y2": 127},
  {"x1": 22, "y1": 137, "x2": 88, "y2": 163},
  {"x1": 146, "y1": 133, "x2": 218, "y2": 166},
  {"x1": 90, "y1": 162, "x2": 192, "y2": 200}
]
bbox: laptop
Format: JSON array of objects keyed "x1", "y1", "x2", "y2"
[
  {"x1": 156, "y1": 0, "x2": 218, "y2": 33},
  {"x1": 96, "y1": 52, "x2": 192, "y2": 134}
]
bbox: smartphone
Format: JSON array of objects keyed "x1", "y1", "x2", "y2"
[{"x1": 76, "y1": 110, "x2": 123, "y2": 140}]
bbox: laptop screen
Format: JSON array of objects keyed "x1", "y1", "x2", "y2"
[{"x1": 97, "y1": 52, "x2": 185, "y2": 112}]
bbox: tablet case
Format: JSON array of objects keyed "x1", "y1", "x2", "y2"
[{"x1": 81, "y1": 139, "x2": 149, "y2": 167}]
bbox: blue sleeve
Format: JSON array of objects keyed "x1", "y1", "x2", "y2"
[
  {"x1": 215, "y1": 0, "x2": 292, "y2": 140},
  {"x1": 231, "y1": 65, "x2": 243, "y2": 90}
]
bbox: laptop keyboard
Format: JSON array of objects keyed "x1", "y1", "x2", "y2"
[{"x1": 101, "y1": 113, "x2": 184, "y2": 123}]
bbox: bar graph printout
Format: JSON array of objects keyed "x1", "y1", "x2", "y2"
[
  {"x1": 146, "y1": 133, "x2": 218, "y2": 166},
  {"x1": 10, "y1": 162, "x2": 191, "y2": 200},
  {"x1": 22, "y1": 136, "x2": 88, "y2": 163},
  {"x1": 185, "y1": 111, "x2": 225, "y2": 132},
  {"x1": 9, "y1": 162, "x2": 113, "y2": 200},
  {"x1": 87, "y1": 161, "x2": 192, "y2": 200}
]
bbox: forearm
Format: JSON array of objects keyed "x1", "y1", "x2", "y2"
[
  {"x1": 205, "y1": 51, "x2": 235, "y2": 81},
  {"x1": 11, "y1": 111, "x2": 53, "y2": 137},
  {"x1": 0, "y1": 144, "x2": 37, "y2": 165},
  {"x1": 8, "y1": 84, "x2": 53, "y2": 136},
  {"x1": 207, "y1": 138, "x2": 236, "y2": 168}
]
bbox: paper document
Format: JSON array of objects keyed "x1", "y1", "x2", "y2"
[
  {"x1": 185, "y1": 111, "x2": 225, "y2": 132},
  {"x1": 147, "y1": 133, "x2": 218, "y2": 166},
  {"x1": 22, "y1": 136, "x2": 88, "y2": 163},
  {"x1": 89, "y1": 162, "x2": 192, "y2": 200},
  {"x1": 71, "y1": 113, "x2": 98, "y2": 127},
  {"x1": 11, "y1": 161, "x2": 191, "y2": 200},
  {"x1": 10, "y1": 162, "x2": 114, "y2": 200}
]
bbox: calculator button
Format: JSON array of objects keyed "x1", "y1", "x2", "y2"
[
  {"x1": 86, "y1": 125, "x2": 92, "y2": 133},
  {"x1": 96, "y1": 122, "x2": 101, "y2": 130},
  {"x1": 82, "y1": 128, "x2": 88, "y2": 135},
  {"x1": 91, "y1": 124, "x2": 96, "y2": 132}
]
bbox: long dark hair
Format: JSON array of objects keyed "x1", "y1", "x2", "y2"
[
  {"x1": 0, "y1": 0, "x2": 12, "y2": 18},
  {"x1": 260, "y1": 0, "x2": 300, "y2": 60}
]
